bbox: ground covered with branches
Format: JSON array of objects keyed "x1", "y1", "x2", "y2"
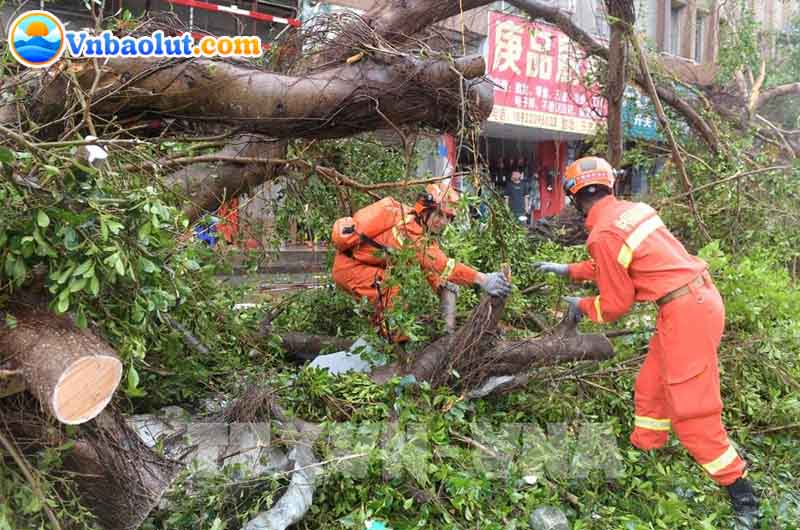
[
  {"x1": 2, "y1": 1, "x2": 800, "y2": 528},
  {"x1": 1, "y1": 127, "x2": 799, "y2": 529}
]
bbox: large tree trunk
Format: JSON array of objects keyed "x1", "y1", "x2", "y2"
[
  {"x1": 0, "y1": 398, "x2": 179, "y2": 530},
  {"x1": 64, "y1": 411, "x2": 180, "y2": 530},
  {"x1": 30, "y1": 55, "x2": 491, "y2": 141},
  {"x1": 164, "y1": 136, "x2": 288, "y2": 221},
  {"x1": 0, "y1": 306, "x2": 122, "y2": 425},
  {"x1": 604, "y1": 0, "x2": 635, "y2": 167}
]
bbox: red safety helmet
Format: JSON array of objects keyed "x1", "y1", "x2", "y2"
[
  {"x1": 563, "y1": 157, "x2": 616, "y2": 196},
  {"x1": 415, "y1": 183, "x2": 459, "y2": 217}
]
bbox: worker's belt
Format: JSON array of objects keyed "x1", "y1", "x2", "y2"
[{"x1": 656, "y1": 273, "x2": 707, "y2": 307}]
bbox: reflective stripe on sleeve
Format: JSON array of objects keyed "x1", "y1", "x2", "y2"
[
  {"x1": 702, "y1": 445, "x2": 740, "y2": 475},
  {"x1": 634, "y1": 415, "x2": 671, "y2": 431},
  {"x1": 593, "y1": 295, "x2": 604, "y2": 323},
  {"x1": 617, "y1": 244, "x2": 633, "y2": 268},
  {"x1": 391, "y1": 226, "x2": 406, "y2": 245},
  {"x1": 440, "y1": 258, "x2": 456, "y2": 283},
  {"x1": 616, "y1": 215, "x2": 665, "y2": 268},
  {"x1": 613, "y1": 203, "x2": 655, "y2": 231}
]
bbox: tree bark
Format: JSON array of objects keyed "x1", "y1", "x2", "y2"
[
  {"x1": 0, "y1": 397, "x2": 179, "y2": 530},
  {"x1": 279, "y1": 333, "x2": 356, "y2": 362},
  {"x1": 370, "y1": 270, "x2": 615, "y2": 391},
  {"x1": 0, "y1": 369, "x2": 26, "y2": 399},
  {"x1": 603, "y1": 0, "x2": 635, "y2": 167},
  {"x1": 164, "y1": 136, "x2": 288, "y2": 222},
  {"x1": 64, "y1": 411, "x2": 180, "y2": 530},
  {"x1": 0, "y1": 306, "x2": 123, "y2": 425},
  {"x1": 31, "y1": 55, "x2": 491, "y2": 141}
]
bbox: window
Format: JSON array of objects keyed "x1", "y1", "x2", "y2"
[
  {"x1": 669, "y1": 5, "x2": 683, "y2": 55},
  {"x1": 694, "y1": 14, "x2": 706, "y2": 63},
  {"x1": 595, "y1": 9, "x2": 610, "y2": 38}
]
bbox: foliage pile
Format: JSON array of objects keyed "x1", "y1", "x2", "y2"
[{"x1": 3, "y1": 6, "x2": 800, "y2": 530}]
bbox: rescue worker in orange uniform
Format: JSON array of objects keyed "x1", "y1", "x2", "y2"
[
  {"x1": 332, "y1": 184, "x2": 511, "y2": 338},
  {"x1": 535, "y1": 157, "x2": 759, "y2": 528}
]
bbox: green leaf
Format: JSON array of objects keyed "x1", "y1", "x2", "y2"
[
  {"x1": 127, "y1": 366, "x2": 140, "y2": 390},
  {"x1": 138, "y1": 222, "x2": 152, "y2": 241},
  {"x1": 12, "y1": 256, "x2": 26, "y2": 283},
  {"x1": 0, "y1": 146, "x2": 13, "y2": 165},
  {"x1": 56, "y1": 294, "x2": 70, "y2": 313},
  {"x1": 58, "y1": 264, "x2": 76, "y2": 284},
  {"x1": 75, "y1": 308, "x2": 88, "y2": 329},
  {"x1": 115, "y1": 255, "x2": 126, "y2": 276},
  {"x1": 42, "y1": 164, "x2": 61, "y2": 176},
  {"x1": 74, "y1": 260, "x2": 93, "y2": 277},
  {"x1": 37, "y1": 210, "x2": 50, "y2": 228},
  {"x1": 89, "y1": 275, "x2": 100, "y2": 296},
  {"x1": 69, "y1": 277, "x2": 87, "y2": 293},
  {"x1": 33, "y1": 228, "x2": 56, "y2": 257},
  {"x1": 107, "y1": 219, "x2": 124, "y2": 235},
  {"x1": 139, "y1": 256, "x2": 158, "y2": 274}
]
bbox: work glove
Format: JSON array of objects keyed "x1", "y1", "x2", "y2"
[
  {"x1": 533, "y1": 261, "x2": 569, "y2": 277},
  {"x1": 478, "y1": 272, "x2": 512, "y2": 297},
  {"x1": 562, "y1": 296, "x2": 584, "y2": 324}
]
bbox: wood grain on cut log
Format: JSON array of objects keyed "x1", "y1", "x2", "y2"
[{"x1": 0, "y1": 307, "x2": 122, "y2": 424}]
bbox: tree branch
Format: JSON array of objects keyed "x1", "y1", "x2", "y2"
[
  {"x1": 755, "y1": 82, "x2": 800, "y2": 111},
  {"x1": 503, "y1": 0, "x2": 719, "y2": 152},
  {"x1": 630, "y1": 33, "x2": 711, "y2": 241}
]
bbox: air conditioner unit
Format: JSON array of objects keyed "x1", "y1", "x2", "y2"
[{"x1": 536, "y1": 0, "x2": 577, "y2": 14}]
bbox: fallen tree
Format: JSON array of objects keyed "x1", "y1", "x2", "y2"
[
  {"x1": 0, "y1": 305, "x2": 122, "y2": 425},
  {"x1": 1, "y1": 396, "x2": 179, "y2": 530},
  {"x1": 370, "y1": 270, "x2": 614, "y2": 390},
  {"x1": 4, "y1": 1, "x2": 792, "y2": 528}
]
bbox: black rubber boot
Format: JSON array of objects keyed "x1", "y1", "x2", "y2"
[{"x1": 727, "y1": 478, "x2": 760, "y2": 529}]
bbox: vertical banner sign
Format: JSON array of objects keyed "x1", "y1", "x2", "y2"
[{"x1": 486, "y1": 11, "x2": 605, "y2": 135}]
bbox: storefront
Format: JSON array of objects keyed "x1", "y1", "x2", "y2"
[{"x1": 477, "y1": 10, "x2": 605, "y2": 221}]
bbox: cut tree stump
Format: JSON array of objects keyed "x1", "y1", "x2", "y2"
[{"x1": 0, "y1": 306, "x2": 123, "y2": 425}]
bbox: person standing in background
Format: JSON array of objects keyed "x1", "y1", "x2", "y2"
[{"x1": 504, "y1": 170, "x2": 530, "y2": 224}]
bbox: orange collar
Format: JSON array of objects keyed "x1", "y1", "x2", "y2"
[{"x1": 584, "y1": 195, "x2": 617, "y2": 231}]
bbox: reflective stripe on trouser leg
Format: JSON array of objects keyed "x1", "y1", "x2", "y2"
[
  {"x1": 630, "y1": 346, "x2": 669, "y2": 450},
  {"x1": 672, "y1": 416, "x2": 746, "y2": 486},
  {"x1": 634, "y1": 416, "x2": 671, "y2": 431}
]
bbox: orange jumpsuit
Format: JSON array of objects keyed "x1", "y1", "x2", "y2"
[
  {"x1": 332, "y1": 211, "x2": 479, "y2": 333},
  {"x1": 567, "y1": 195, "x2": 745, "y2": 486}
]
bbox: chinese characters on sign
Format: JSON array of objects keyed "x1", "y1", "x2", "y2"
[
  {"x1": 487, "y1": 11, "x2": 605, "y2": 135},
  {"x1": 622, "y1": 87, "x2": 660, "y2": 140}
]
